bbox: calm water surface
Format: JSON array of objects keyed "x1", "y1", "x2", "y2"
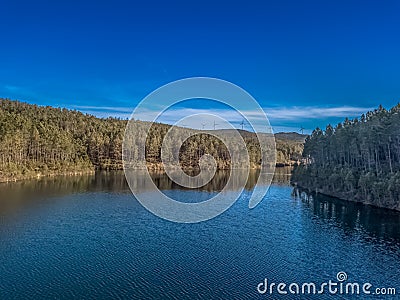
[{"x1": 0, "y1": 169, "x2": 399, "y2": 299}]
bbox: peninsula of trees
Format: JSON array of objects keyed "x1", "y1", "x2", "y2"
[
  {"x1": 292, "y1": 104, "x2": 400, "y2": 211},
  {"x1": 0, "y1": 99, "x2": 304, "y2": 182}
]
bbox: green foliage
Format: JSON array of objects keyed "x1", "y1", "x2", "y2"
[
  {"x1": 0, "y1": 99, "x2": 124, "y2": 180},
  {"x1": 292, "y1": 103, "x2": 400, "y2": 210}
]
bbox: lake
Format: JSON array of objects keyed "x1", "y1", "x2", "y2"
[{"x1": 0, "y1": 169, "x2": 399, "y2": 299}]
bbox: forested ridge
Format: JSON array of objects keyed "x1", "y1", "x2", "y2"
[
  {"x1": 0, "y1": 99, "x2": 304, "y2": 182},
  {"x1": 292, "y1": 104, "x2": 400, "y2": 211},
  {"x1": 0, "y1": 99, "x2": 124, "y2": 181}
]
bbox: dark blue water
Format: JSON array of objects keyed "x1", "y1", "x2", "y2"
[{"x1": 0, "y1": 171, "x2": 399, "y2": 299}]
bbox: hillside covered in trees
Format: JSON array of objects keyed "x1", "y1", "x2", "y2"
[
  {"x1": 0, "y1": 99, "x2": 305, "y2": 182},
  {"x1": 292, "y1": 104, "x2": 400, "y2": 211}
]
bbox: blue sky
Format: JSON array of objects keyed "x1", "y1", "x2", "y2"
[{"x1": 1, "y1": 0, "x2": 400, "y2": 133}]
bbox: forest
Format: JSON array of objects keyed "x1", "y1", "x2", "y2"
[
  {"x1": 0, "y1": 99, "x2": 304, "y2": 182},
  {"x1": 292, "y1": 104, "x2": 400, "y2": 211}
]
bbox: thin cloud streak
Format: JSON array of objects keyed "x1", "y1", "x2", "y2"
[
  {"x1": 76, "y1": 105, "x2": 374, "y2": 133},
  {"x1": 77, "y1": 105, "x2": 373, "y2": 121},
  {"x1": 72, "y1": 105, "x2": 134, "y2": 113},
  {"x1": 265, "y1": 106, "x2": 375, "y2": 120}
]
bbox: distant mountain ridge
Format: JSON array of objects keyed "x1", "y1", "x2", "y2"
[{"x1": 275, "y1": 132, "x2": 307, "y2": 142}]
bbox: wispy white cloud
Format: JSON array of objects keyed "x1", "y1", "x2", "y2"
[
  {"x1": 74, "y1": 105, "x2": 374, "y2": 133},
  {"x1": 1, "y1": 84, "x2": 42, "y2": 100},
  {"x1": 265, "y1": 106, "x2": 374, "y2": 121},
  {"x1": 3, "y1": 85, "x2": 21, "y2": 92},
  {"x1": 72, "y1": 105, "x2": 134, "y2": 113}
]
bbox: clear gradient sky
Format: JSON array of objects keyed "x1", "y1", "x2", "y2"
[{"x1": 1, "y1": 0, "x2": 400, "y2": 133}]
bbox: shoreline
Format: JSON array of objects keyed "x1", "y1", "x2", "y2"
[
  {"x1": 0, "y1": 169, "x2": 96, "y2": 184},
  {"x1": 292, "y1": 182, "x2": 400, "y2": 212},
  {"x1": 0, "y1": 164, "x2": 293, "y2": 184}
]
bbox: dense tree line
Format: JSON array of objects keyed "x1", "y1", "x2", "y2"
[
  {"x1": 292, "y1": 104, "x2": 400, "y2": 211},
  {"x1": 0, "y1": 99, "x2": 124, "y2": 181},
  {"x1": 0, "y1": 99, "x2": 304, "y2": 181},
  {"x1": 122, "y1": 125, "x2": 303, "y2": 171}
]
